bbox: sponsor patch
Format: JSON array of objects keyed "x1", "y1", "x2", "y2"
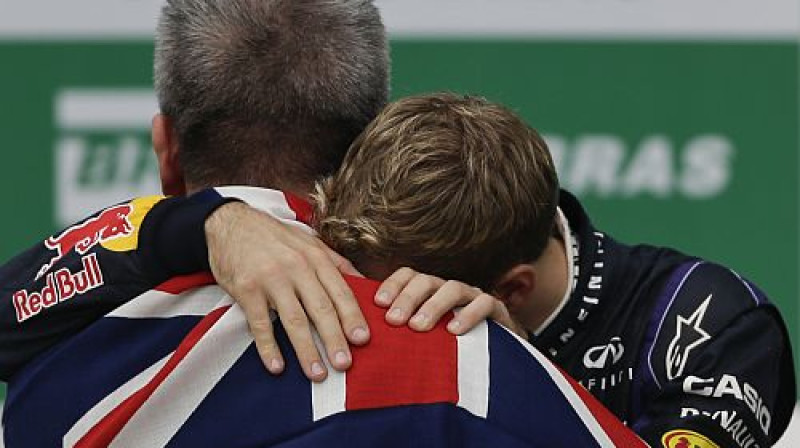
[
  {"x1": 36, "y1": 204, "x2": 133, "y2": 279},
  {"x1": 14, "y1": 254, "x2": 105, "y2": 322},
  {"x1": 666, "y1": 294, "x2": 712, "y2": 380},
  {"x1": 662, "y1": 429, "x2": 719, "y2": 448},
  {"x1": 100, "y1": 196, "x2": 164, "y2": 252},
  {"x1": 683, "y1": 375, "x2": 771, "y2": 435},
  {"x1": 680, "y1": 407, "x2": 762, "y2": 448},
  {"x1": 583, "y1": 336, "x2": 625, "y2": 369},
  {"x1": 579, "y1": 367, "x2": 633, "y2": 392},
  {"x1": 36, "y1": 196, "x2": 163, "y2": 280}
]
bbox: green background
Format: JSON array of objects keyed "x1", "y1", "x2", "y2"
[{"x1": 0, "y1": 40, "x2": 797, "y2": 401}]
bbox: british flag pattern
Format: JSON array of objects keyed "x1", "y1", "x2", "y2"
[{"x1": 2, "y1": 187, "x2": 644, "y2": 447}]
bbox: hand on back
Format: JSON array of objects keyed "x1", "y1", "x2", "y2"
[
  {"x1": 204, "y1": 202, "x2": 521, "y2": 383},
  {"x1": 205, "y1": 202, "x2": 368, "y2": 382}
]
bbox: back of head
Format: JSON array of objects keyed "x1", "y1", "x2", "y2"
[
  {"x1": 315, "y1": 93, "x2": 560, "y2": 291},
  {"x1": 155, "y1": 0, "x2": 389, "y2": 191}
]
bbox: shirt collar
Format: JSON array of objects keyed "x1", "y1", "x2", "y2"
[{"x1": 532, "y1": 207, "x2": 578, "y2": 336}]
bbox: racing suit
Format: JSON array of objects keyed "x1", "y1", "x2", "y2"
[
  {"x1": 536, "y1": 190, "x2": 796, "y2": 447},
  {"x1": 0, "y1": 187, "x2": 642, "y2": 447}
]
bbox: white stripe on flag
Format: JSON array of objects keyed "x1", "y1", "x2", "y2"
[
  {"x1": 63, "y1": 355, "x2": 171, "y2": 447},
  {"x1": 500, "y1": 326, "x2": 616, "y2": 447},
  {"x1": 311, "y1": 330, "x2": 346, "y2": 421},
  {"x1": 108, "y1": 286, "x2": 227, "y2": 319},
  {"x1": 456, "y1": 321, "x2": 490, "y2": 418},
  {"x1": 109, "y1": 296, "x2": 253, "y2": 447}
]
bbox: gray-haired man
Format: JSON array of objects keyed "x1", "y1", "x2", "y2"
[
  {"x1": 2, "y1": 0, "x2": 499, "y2": 387},
  {"x1": 1, "y1": 0, "x2": 397, "y2": 383}
]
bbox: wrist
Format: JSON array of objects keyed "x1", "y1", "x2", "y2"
[{"x1": 140, "y1": 189, "x2": 238, "y2": 281}]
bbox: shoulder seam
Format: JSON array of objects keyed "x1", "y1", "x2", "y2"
[{"x1": 728, "y1": 268, "x2": 763, "y2": 306}]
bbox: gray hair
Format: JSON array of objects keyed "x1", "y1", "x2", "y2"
[{"x1": 154, "y1": 0, "x2": 389, "y2": 189}]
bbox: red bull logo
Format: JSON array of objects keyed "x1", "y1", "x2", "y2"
[
  {"x1": 14, "y1": 254, "x2": 104, "y2": 323},
  {"x1": 36, "y1": 204, "x2": 133, "y2": 280},
  {"x1": 662, "y1": 429, "x2": 720, "y2": 448}
]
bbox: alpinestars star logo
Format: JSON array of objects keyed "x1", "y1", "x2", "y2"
[{"x1": 666, "y1": 294, "x2": 713, "y2": 380}]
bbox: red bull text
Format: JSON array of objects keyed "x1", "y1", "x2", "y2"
[
  {"x1": 14, "y1": 254, "x2": 105, "y2": 323},
  {"x1": 36, "y1": 204, "x2": 133, "y2": 280}
]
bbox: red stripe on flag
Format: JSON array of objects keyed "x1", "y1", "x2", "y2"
[
  {"x1": 558, "y1": 366, "x2": 647, "y2": 447},
  {"x1": 74, "y1": 306, "x2": 231, "y2": 447},
  {"x1": 344, "y1": 276, "x2": 459, "y2": 410},
  {"x1": 155, "y1": 272, "x2": 216, "y2": 294},
  {"x1": 284, "y1": 192, "x2": 313, "y2": 225}
]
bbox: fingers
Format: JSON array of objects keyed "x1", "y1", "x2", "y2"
[
  {"x1": 374, "y1": 267, "x2": 417, "y2": 307},
  {"x1": 313, "y1": 244, "x2": 370, "y2": 346},
  {"x1": 377, "y1": 268, "x2": 493, "y2": 332},
  {"x1": 408, "y1": 280, "x2": 477, "y2": 332},
  {"x1": 240, "y1": 262, "x2": 329, "y2": 383},
  {"x1": 293, "y1": 266, "x2": 353, "y2": 374},
  {"x1": 235, "y1": 288, "x2": 285, "y2": 376},
  {"x1": 377, "y1": 267, "x2": 512, "y2": 336},
  {"x1": 446, "y1": 292, "x2": 499, "y2": 335},
  {"x1": 270, "y1": 281, "x2": 330, "y2": 382},
  {"x1": 382, "y1": 270, "x2": 446, "y2": 326},
  {"x1": 207, "y1": 203, "x2": 367, "y2": 380}
]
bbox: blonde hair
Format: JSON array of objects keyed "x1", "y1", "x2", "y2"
[{"x1": 314, "y1": 93, "x2": 559, "y2": 290}]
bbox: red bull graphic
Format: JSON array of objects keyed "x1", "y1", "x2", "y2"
[
  {"x1": 14, "y1": 254, "x2": 105, "y2": 323},
  {"x1": 662, "y1": 429, "x2": 720, "y2": 448},
  {"x1": 36, "y1": 204, "x2": 133, "y2": 280}
]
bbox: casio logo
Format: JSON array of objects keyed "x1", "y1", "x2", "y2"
[
  {"x1": 583, "y1": 336, "x2": 625, "y2": 369},
  {"x1": 683, "y1": 374, "x2": 772, "y2": 435}
]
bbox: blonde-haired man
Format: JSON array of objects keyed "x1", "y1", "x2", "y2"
[
  {"x1": 315, "y1": 93, "x2": 562, "y2": 336},
  {"x1": 314, "y1": 93, "x2": 795, "y2": 447}
]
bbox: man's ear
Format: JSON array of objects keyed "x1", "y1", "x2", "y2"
[
  {"x1": 152, "y1": 114, "x2": 186, "y2": 196},
  {"x1": 494, "y1": 265, "x2": 536, "y2": 314}
]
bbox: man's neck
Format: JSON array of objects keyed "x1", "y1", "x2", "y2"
[{"x1": 516, "y1": 236, "x2": 570, "y2": 334}]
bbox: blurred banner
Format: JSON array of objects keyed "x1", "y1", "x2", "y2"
[
  {"x1": 0, "y1": 0, "x2": 796, "y2": 38},
  {"x1": 0, "y1": 0, "x2": 798, "y2": 412}
]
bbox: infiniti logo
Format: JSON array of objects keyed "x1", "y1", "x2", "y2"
[{"x1": 583, "y1": 337, "x2": 625, "y2": 369}]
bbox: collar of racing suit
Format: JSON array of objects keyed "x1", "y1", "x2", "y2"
[
  {"x1": 529, "y1": 190, "x2": 610, "y2": 360},
  {"x1": 531, "y1": 207, "x2": 578, "y2": 337}
]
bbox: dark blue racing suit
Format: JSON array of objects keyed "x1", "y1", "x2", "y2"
[{"x1": 536, "y1": 191, "x2": 795, "y2": 447}]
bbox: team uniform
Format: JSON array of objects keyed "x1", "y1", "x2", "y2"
[
  {"x1": 0, "y1": 187, "x2": 642, "y2": 447},
  {"x1": 534, "y1": 190, "x2": 796, "y2": 447}
]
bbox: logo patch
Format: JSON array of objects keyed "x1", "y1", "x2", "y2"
[
  {"x1": 662, "y1": 429, "x2": 719, "y2": 448},
  {"x1": 666, "y1": 294, "x2": 713, "y2": 380},
  {"x1": 680, "y1": 408, "x2": 762, "y2": 448},
  {"x1": 683, "y1": 375, "x2": 772, "y2": 435},
  {"x1": 99, "y1": 196, "x2": 164, "y2": 252},
  {"x1": 583, "y1": 336, "x2": 625, "y2": 369},
  {"x1": 37, "y1": 204, "x2": 133, "y2": 279},
  {"x1": 14, "y1": 254, "x2": 105, "y2": 322}
]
